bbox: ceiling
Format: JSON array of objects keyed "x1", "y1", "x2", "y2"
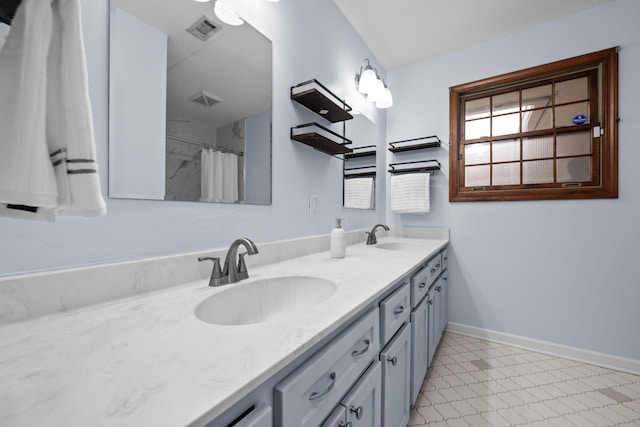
[
  {"x1": 116, "y1": 0, "x2": 271, "y2": 129},
  {"x1": 333, "y1": 0, "x2": 615, "y2": 71}
]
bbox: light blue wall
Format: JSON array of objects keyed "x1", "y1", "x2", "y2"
[
  {"x1": 0, "y1": 0, "x2": 386, "y2": 276},
  {"x1": 387, "y1": 0, "x2": 640, "y2": 360}
]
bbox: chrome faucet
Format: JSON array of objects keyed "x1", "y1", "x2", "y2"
[
  {"x1": 198, "y1": 238, "x2": 259, "y2": 287},
  {"x1": 222, "y1": 238, "x2": 259, "y2": 284},
  {"x1": 366, "y1": 224, "x2": 390, "y2": 245}
]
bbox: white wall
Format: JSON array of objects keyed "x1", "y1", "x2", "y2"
[
  {"x1": 387, "y1": 0, "x2": 640, "y2": 360},
  {"x1": 0, "y1": 0, "x2": 386, "y2": 276}
]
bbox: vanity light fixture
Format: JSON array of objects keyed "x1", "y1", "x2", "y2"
[
  {"x1": 355, "y1": 58, "x2": 393, "y2": 109},
  {"x1": 214, "y1": 0, "x2": 244, "y2": 26}
]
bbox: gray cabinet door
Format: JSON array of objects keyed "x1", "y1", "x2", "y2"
[
  {"x1": 410, "y1": 295, "x2": 429, "y2": 404},
  {"x1": 433, "y1": 277, "x2": 443, "y2": 346},
  {"x1": 342, "y1": 361, "x2": 382, "y2": 427},
  {"x1": 427, "y1": 287, "x2": 436, "y2": 366},
  {"x1": 380, "y1": 323, "x2": 411, "y2": 427},
  {"x1": 439, "y1": 273, "x2": 448, "y2": 336}
]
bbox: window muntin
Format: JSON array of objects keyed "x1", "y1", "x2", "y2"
[{"x1": 450, "y1": 48, "x2": 618, "y2": 202}]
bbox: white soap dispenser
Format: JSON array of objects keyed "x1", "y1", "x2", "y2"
[{"x1": 330, "y1": 218, "x2": 346, "y2": 259}]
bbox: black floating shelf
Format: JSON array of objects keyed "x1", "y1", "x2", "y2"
[
  {"x1": 0, "y1": 0, "x2": 21, "y2": 25},
  {"x1": 344, "y1": 145, "x2": 376, "y2": 159},
  {"x1": 388, "y1": 135, "x2": 441, "y2": 153},
  {"x1": 291, "y1": 122, "x2": 353, "y2": 156},
  {"x1": 388, "y1": 160, "x2": 441, "y2": 175},
  {"x1": 344, "y1": 165, "x2": 376, "y2": 178},
  {"x1": 291, "y1": 79, "x2": 353, "y2": 123}
]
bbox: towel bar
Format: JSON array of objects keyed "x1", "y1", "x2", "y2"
[{"x1": 388, "y1": 159, "x2": 440, "y2": 175}]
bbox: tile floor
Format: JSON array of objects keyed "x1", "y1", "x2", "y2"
[{"x1": 409, "y1": 332, "x2": 640, "y2": 426}]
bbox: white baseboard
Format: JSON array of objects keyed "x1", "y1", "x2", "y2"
[{"x1": 446, "y1": 322, "x2": 640, "y2": 376}]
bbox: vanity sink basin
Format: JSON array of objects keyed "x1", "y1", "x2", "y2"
[
  {"x1": 195, "y1": 276, "x2": 337, "y2": 326},
  {"x1": 376, "y1": 242, "x2": 423, "y2": 251}
]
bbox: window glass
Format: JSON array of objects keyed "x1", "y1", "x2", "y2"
[
  {"x1": 556, "y1": 102, "x2": 590, "y2": 127},
  {"x1": 522, "y1": 84, "x2": 552, "y2": 109},
  {"x1": 493, "y1": 113, "x2": 520, "y2": 136},
  {"x1": 493, "y1": 162, "x2": 520, "y2": 186},
  {"x1": 492, "y1": 91, "x2": 520, "y2": 116},
  {"x1": 558, "y1": 156, "x2": 592, "y2": 182},
  {"x1": 465, "y1": 118, "x2": 490, "y2": 140},
  {"x1": 465, "y1": 97, "x2": 490, "y2": 120},
  {"x1": 522, "y1": 108, "x2": 553, "y2": 132},
  {"x1": 465, "y1": 165, "x2": 490, "y2": 187},
  {"x1": 493, "y1": 139, "x2": 520, "y2": 163},
  {"x1": 523, "y1": 135, "x2": 554, "y2": 160},
  {"x1": 557, "y1": 131, "x2": 592, "y2": 156},
  {"x1": 523, "y1": 160, "x2": 554, "y2": 184},
  {"x1": 465, "y1": 142, "x2": 490, "y2": 165},
  {"x1": 555, "y1": 77, "x2": 588, "y2": 104}
]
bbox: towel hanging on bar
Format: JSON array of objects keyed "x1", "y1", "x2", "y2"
[{"x1": 0, "y1": 0, "x2": 107, "y2": 221}]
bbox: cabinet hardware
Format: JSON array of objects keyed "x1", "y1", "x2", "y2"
[
  {"x1": 393, "y1": 306, "x2": 405, "y2": 315},
  {"x1": 436, "y1": 286, "x2": 441, "y2": 292},
  {"x1": 428, "y1": 299, "x2": 433, "y2": 305},
  {"x1": 308, "y1": 372, "x2": 336, "y2": 401},
  {"x1": 430, "y1": 268, "x2": 436, "y2": 274},
  {"x1": 338, "y1": 422, "x2": 353, "y2": 427},
  {"x1": 350, "y1": 405, "x2": 364, "y2": 420},
  {"x1": 350, "y1": 339, "x2": 371, "y2": 357},
  {"x1": 435, "y1": 263, "x2": 441, "y2": 268},
  {"x1": 442, "y1": 277, "x2": 447, "y2": 282},
  {"x1": 419, "y1": 282, "x2": 427, "y2": 289},
  {"x1": 387, "y1": 356, "x2": 398, "y2": 366}
]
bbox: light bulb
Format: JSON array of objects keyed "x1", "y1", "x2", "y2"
[
  {"x1": 376, "y1": 86, "x2": 393, "y2": 109},
  {"x1": 214, "y1": 0, "x2": 244, "y2": 26},
  {"x1": 358, "y1": 66, "x2": 377, "y2": 95}
]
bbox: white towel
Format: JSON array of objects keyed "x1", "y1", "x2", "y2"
[
  {"x1": 0, "y1": 0, "x2": 106, "y2": 221},
  {"x1": 391, "y1": 173, "x2": 430, "y2": 214},
  {"x1": 344, "y1": 177, "x2": 374, "y2": 209}
]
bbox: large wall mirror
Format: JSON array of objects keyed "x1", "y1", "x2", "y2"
[
  {"x1": 109, "y1": 0, "x2": 272, "y2": 205},
  {"x1": 343, "y1": 114, "x2": 377, "y2": 210}
]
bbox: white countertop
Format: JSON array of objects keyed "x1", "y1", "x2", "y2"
[{"x1": 0, "y1": 237, "x2": 447, "y2": 426}]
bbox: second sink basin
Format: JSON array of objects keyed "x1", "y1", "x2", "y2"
[
  {"x1": 195, "y1": 276, "x2": 337, "y2": 326},
  {"x1": 376, "y1": 242, "x2": 423, "y2": 251}
]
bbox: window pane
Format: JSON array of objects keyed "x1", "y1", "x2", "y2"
[
  {"x1": 465, "y1": 97, "x2": 490, "y2": 120},
  {"x1": 523, "y1": 160, "x2": 554, "y2": 184},
  {"x1": 523, "y1": 135, "x2": 554, "y2": 159},
  {"x1": 465, "y1": 142, "x2": 490, "y2": 165},
  {"x1": 556, "y1": 102, "x2": 590, "y2": 127},
  {"x1": 465, "y1": 118, "x2": 490, "y2": 140},
  {"x1": 493, "y1": 162, "x2": 520, "y2": 186},
  {"x1": 465, "y1": 165, "x2": 490, "y2": 187},
  {"x1": 492, "y1": 91, "x2": 519, "y2": 115},
  {"x1": 492, "y1": 113, "x2": 520, "y2": 136},
  {"x1": 522, "y1": 107, "x2": 553, "y2": 132},
  {"x1": 522, "y1": 84, "x2": 552, "y2": 109},
  {"x1": 557, "y1": 131, "x2": 592, "y2": 156},
  {"x1": 556, "y1": 77, "x2": 588, "y2": 104},
  {"x1": 558, "y1": 156, "x2": 592, "y2": 182},
  {"x1": 493, "y1": 139, "x2": 520, "y2": 163}
]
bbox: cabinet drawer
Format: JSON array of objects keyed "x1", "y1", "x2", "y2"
[
  {"x1": 426, "y1": 253, "x2": 442, "y2": 287},
  {"x1": 380, "y1": 283, "x2": 410, "y2": 345},
  {"x1": 274, "y1": 308, "x2": 380, "y2": 427},
  {"x1": 410, "y1": 266, "x2": 429, "y2": 309},
  {"x1": 380, "y1": 323, "x2": 411, "y2": 427},
  {"x1": 232, "y1": 404, "x2": 272, "y2": 427},
  {"x1": 441, "y1": 247, "x2": 449, "y2": 271}
]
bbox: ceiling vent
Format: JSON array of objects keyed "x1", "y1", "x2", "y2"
[
  {"x1": 186, "y1": 15, "x2": 220, "y2": 41},
  {"x1": 189, "y1": 90, "x2": 223, "y2": 108}
]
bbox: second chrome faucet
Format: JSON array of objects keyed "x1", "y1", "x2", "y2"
[
  {"x1": 366, "y1": 224, "x2": 390, "y2": 245},
  {"x1": 198, "y1": 238, "x2": 259, "y2": 287}
]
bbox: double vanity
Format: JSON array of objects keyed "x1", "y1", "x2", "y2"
[{"x1": 0, "y1": 228, "x2": 448, "y2": 426}]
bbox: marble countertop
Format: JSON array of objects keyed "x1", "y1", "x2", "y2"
[{"x1": 0, "y1": 236, "x2": 447, "y2": 426}]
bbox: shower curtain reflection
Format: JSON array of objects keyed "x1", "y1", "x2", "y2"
[{"x1": 200, "y1": 149, "x2": 239, "y2": 203}]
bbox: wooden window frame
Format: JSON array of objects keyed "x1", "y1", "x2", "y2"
[{"x1": 449, "y1": 48, "x2": 618, "y2": 202}]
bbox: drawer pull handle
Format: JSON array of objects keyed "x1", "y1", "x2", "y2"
[
  {"x1": 430, "y1": 268, "x2": 436, "y2": 274},
  {"x1": 435, "y1": 263, "x2": 441, "y2": 269},
  {"x1": 442, "y1": 277, "x2": 447, "y2": 282},
  {"x1": 351, "y1": 339, "x2": 371, "y2": 357},
  {"x1": 428, "y1": 299, "x2": 433, "y2": 305},
  {"x1": 350, "y1": 405, "x2": 364, "y2": 420},
  {"x1": 393, "y1": 306, "x2": 405, "y2": 315},
  {"x1": 419, "y1": 282, "x2": 427, "y2": 289},
  {"x1": 387, "y1": 356, "x2": 398, "y2": 366},
  {"x1": 436, "y1": 285, "x2": 442, "y2": 292},
  {"x1": 308, "y1": 372, "x2": 336, "y2": 401},
  {"x1": 339, "y1": 422, "x2": 352, "y2": 427}
]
